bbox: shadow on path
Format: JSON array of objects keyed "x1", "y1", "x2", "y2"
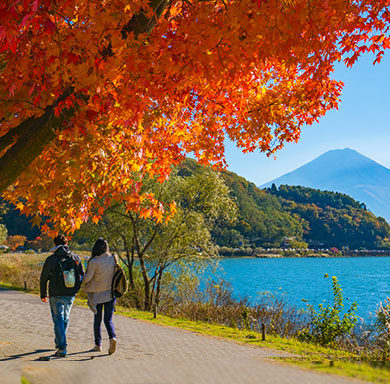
[
  {"x1": 34, "y1": 349, "x2": 111, "y2": 362},
  {"x1": 0, "y1": 349, "x2": 52, "y2": 362},
  {"x1": 0, "y1": 348, "x2": 107, "y2": 362}
]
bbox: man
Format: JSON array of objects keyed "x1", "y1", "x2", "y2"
[{"x1": 40, "y1": 234, "x2": 84, "y2": 357}]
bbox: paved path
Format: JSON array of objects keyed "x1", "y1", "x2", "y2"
[{"x1": 0, "y1": 289, "x2": 365, "y2": 384}]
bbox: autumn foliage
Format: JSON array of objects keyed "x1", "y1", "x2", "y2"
[
  {"x1": 1, "y1": 0, "x2": 390, "y2": 233},
  {"x1": 6, "y1": 235, "x2": 27, "y2": 250}
]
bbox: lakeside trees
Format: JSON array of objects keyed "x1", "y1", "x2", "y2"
[
  {"x1": 268, "y1": 185, "x2": 390, "y2": 249},
  {"x1": 2, "y1": 1, "x2": 390, "y2": 232},
  {"x1": 75, "y1": 167, "x2": 236, "y2": 310}
]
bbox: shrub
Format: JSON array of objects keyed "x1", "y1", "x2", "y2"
[
  {"x1": 289, "y1": 240, "x2": 308, "y2": 250},
  {"x1": 329, "y1": 247, "x2": 341, "y2": 256},
  {"x1": 300, "y1": 275, "x2": 358, "y2": 345},
  {"x1": 218, "y1": 246, "x2": 235, "y2": 256},
  {"x1": 374, "y1": 298, "x2": 390, "y2": 359}
]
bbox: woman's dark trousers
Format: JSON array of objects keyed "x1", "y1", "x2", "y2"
[{"x1": 94, "y1": 299, "x2": 116, "y2": 345}]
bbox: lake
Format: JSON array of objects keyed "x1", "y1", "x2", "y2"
[{"x1": 211, "y1": 256, "x2": 390, "y2": 322}]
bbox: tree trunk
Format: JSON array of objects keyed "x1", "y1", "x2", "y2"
[
  {"x1": 126, "y1": 245, "x2": 141, "y2": 309},
  {"x1": 126, "y1": 246, "x2": 136, "y2": 291},
  {"x1": 138, "y1": 253, "x2": 151, "y2": 310},
  {"x1": 150, "y1": 273, "x2": 157, "y2": 309}
]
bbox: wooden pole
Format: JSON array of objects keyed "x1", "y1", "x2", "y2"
[
  {"x1": 153, "y1": 303, "x2": 157, "y2": 319},
  {"x1": 261, "y1": 324, "x2": 266, "y2": 341}
]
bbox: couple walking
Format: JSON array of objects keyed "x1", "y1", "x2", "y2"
[{"x1": 40, "y1": 234, "x2": 117, "y2": 357}]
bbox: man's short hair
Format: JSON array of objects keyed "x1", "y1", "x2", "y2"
[{"x1": 54, "y1": 233, "x2": 67, "y2": 246}]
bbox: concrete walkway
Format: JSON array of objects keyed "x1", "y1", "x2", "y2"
[{"x1": 0, "y1": 289, "x2": 365, "y2": 384}]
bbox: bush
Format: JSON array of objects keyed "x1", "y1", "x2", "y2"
[
  {"x1": 218, "y1": 246, "x2": 235, "y2": 256},
  {"x1": 234, "y1": 247, "x2": 253, "y2": 256},
  {"x1": 300, "y1": 275, "x2": 358, "y2": 345},
  {"x1": 329, "y1": 247, "x2": 341, "y2": 256},
  {"x1": 289, "y1": 240, "x2": 308, "y2": 250},
  {"x1": 374, "y1": 298, "x2": 390, "y2": 359}
]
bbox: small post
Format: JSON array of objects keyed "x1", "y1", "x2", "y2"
[
  {"x1": 261, "y1": 323, "x2": 266, "y2": 341},
  {"x1": 24, "y1": 281, "x2": 27, "y2": 290},
  {"x1": 153, "y1": 303, "x2": 157, "y2": 319}
]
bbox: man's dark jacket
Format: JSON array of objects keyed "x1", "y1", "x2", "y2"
[{"x1": 40, "y1": 245, "x2": 84, "y2": 299}]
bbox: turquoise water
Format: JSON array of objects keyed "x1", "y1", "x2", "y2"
[{"x1": 212, "y1": 257, "x2": 390, "y2": 321}]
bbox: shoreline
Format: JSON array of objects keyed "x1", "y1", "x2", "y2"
[{"x1": 220, "y1": 253, "x2": 390, "y2": 259}]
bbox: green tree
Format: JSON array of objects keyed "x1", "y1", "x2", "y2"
[
  {"x1": 77, "y1": 167, "x2": 237, "y2": 310},
  {"x1": 0, "y1": 224, "x2": 7, "y2": 245}
]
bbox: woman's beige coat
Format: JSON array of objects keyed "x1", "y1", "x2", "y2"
[{"x1": 83, "y1": 252, "x2": 115, "y2": 293}]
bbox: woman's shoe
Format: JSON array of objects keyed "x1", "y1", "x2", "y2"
[
  {"x1": 91, "y1": 344, "x2": 102, "y2": 352},
  {"x1": 108, "y1": 338, "x2": 116, "y2": 355}
]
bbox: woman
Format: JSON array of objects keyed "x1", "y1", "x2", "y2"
[{"x1": 83, "y1": 238, "x2": 117, "y2": 354}]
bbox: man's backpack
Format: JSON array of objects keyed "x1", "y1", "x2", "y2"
[
  {"x1": 58, "y1": 255, "x2": 79, "y2": 288},
  {"x1": 111, "y1": 259, "x2": 128, "y2": 298}
]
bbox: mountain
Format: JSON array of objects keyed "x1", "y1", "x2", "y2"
[
  {"x1": 262, "y1": 148, "x2": 390, "y2": 221},
  {"x1": 179, "y1": 158, "x2": 390, "y2": 249}
]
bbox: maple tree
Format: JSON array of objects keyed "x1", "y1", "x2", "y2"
[{"x1": 1, "y1": 0, "x2": 390, "y2": 233}]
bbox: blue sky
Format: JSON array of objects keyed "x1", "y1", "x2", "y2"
[{"x1": 224, "y1": 54, "x2": 390, "y2": 186}]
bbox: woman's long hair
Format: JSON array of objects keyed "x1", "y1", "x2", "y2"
[{"x1": 91, "y1": 238, "x2": 109, "y2": 259}]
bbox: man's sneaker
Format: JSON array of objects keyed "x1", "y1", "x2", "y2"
[
  {"x1": 108, "y1": 338, "x2": 116, "y2": 355},
  {"x1": 91, "y1": 344, "x2": 102, "y2": 352},
  {"x1": 54, "y1": 349, "x2": 67, "y2": 357}
]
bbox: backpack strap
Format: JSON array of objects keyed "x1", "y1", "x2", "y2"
[{"x1": 113, "y1": 253, "x2": 119, "y2": 265}]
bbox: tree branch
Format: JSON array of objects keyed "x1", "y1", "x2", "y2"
[
  {"x1": 0, "y1": 88, "x2": 74, "y2": 193},
  {"x1": 121, "y1": 0, "x2": 171, "y2": 39},
  {"x1": 0, "y1": 116, "x2": 35, "y2": 155},
  {"x1": 0, "y1": 0, "x2": 172, "y2": 193}
]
